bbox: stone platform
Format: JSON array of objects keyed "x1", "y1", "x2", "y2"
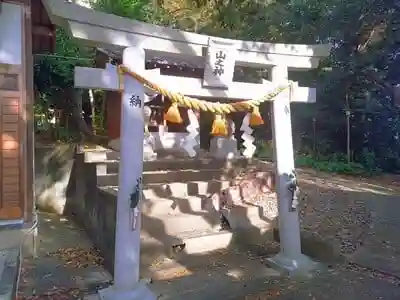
[{"x1": 67, "y1": 147, "x2": 279, "y2": 272}]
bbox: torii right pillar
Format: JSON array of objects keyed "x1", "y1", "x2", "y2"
[{"x1": 267, "y1": 65, "x2": 320, "y2": 275}]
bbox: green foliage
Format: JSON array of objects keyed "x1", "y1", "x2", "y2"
[
  {"x1": 32, "y1": 0, "x2": 400, "y2": 173},
  {"x1": 90, "y1": 0, "x2": 171, "y2": 25},
  {"x1": 295, "y1": 154, "x2": 367, "y2": 175},
  {"x1": 91, "y1": 90, "x2": 107, "y2": 135},
  {"x1": 34, "y1": 27, "x2": 95, "y2": 142},
  {"x1": 34, "y1": 27, "x2": 94, "y2": 94},
  {"x1": 254, "y1": 140, "x2": 274, "y2": 161},
  {"x1": 90, "y1": 0, "x2": 151, "y2": 20},
  {"x1": 255, "y1": 141, "x2": 382, "y2": 175}
]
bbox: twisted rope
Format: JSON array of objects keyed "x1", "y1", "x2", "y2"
[{"x1": 118, "y1": 65, "x2": 293, "y2": 114}]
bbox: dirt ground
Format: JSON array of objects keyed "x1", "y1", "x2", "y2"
[
  {"x1": 298, "y1": 169, "x2": 400, "y2": 258},
  {"x1": 17, "y1": 169, "x2": 400, "y2": 299}
]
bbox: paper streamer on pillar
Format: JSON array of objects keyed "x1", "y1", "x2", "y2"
[
  {"x1": 158, "y1": 94, "x2": 167, "y2": 136},
  {"x1": 229, "y1": 118, "x2": 236, "y2": 138},
  {"x1": 183, "y1": 109, "x2": 200, "y2": 157},
  {"x1": 143, "y1": 99, "x2": 157, "y2": 160},
  {"x1": 240, "y1": 113, "x2": 256, "y2": 158}
]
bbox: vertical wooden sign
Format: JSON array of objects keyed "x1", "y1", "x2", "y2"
[{"x1": 202, "y1": 38, "x2": 237, "y2": 89}]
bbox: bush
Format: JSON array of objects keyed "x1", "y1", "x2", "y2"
[
  {"x1": 254, "y1": 141, "x2": 381, "y2": 175},
  {"x1": 295, "y1": 154, "x2": 366, "y2": 175}
]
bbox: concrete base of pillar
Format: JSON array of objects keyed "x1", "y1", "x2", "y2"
[
  {"x1": 266, "y1": 252, "x2": 323, "y2": 277},
  {"x1": 98, "y1": 282, "x2": 157, "y2": 300}
]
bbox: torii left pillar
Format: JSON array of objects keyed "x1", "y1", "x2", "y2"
[{"x1": 98, "y1": 47, "x2": 156, "y2": 300}]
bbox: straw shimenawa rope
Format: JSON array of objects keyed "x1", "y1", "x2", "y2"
[
  {"x1": 119, "y1": 64, "x2": 295, "y2": 135},
  {"x1": 118, "y1": 65, "x2": 293, "y2": 114}
]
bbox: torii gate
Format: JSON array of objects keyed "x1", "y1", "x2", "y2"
[{"x1": 42, "y1": 1, "x2": 331, "y2": 299}]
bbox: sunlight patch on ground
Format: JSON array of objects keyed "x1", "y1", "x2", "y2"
[
  {"x1": 226, "y1": 268, "x2": 245, "y2": 280},
  {"x1": 151, "y1": 264, "x2": 193, "y2": 280},
  {"x1": 355, "y1": 186, "x2": 393, "y2": 195},
  {"x1": 357, "y1": 182, "x2": 395, "y2": 193},
  {"x1": 300, "y1": 178, "x2": 394, "y2": 195}
]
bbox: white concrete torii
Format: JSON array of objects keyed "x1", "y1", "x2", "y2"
[
  {"x1": 43, "y1": 0, "x2": 329, "y2": 69},
  {"x1": 42, "y1": 1, "x2": 331, "y2": 300}
]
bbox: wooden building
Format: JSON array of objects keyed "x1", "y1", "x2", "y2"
[{"x1": 0, "y1": 0, "x2": 54, "y2": 223}]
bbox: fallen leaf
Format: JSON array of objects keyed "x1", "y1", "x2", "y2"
[{"x1": 46, "y1": 247, "x2": 104, "y2": 268}]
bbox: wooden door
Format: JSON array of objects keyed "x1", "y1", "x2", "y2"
[{"x1": 0, "y1": 65, "x2": 24, "y2": 220}]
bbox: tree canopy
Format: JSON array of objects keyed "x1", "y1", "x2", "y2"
[{"x1": 34, "y1": 0, "x2": 400, "y2": 173}]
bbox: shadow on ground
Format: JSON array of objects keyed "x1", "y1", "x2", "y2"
[
  {"x1": 137, "y1": 173, "x2": 400, "y2": 299},
  {"x1": 27, "y1": 149, "x2": 400, "y2": 299},
  {"x1": 144, "y1": 170, "x2": 400, "y2": 299},
  {"x1": 18, "y1": 213, "x2": 112, "y2": 299}
]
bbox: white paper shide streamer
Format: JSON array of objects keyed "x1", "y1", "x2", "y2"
[
  {"x1": 240, "y1": 114, "x2": 256, "y2": 158},
  {"x1": 143, "y1": 105, "x2": 157, "y2": 160},
  {"x1": 229, "y1": 119, "x2": 236, "y2": 138},
  {"x1": 183, "y1": 109, "x2": 200, "y2": 157}
]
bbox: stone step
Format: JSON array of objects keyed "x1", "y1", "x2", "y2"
[
  {"x1": 143, "y1": 157, "x2": 251, "y2": 172},
  {"x1": 95, "y1": 159, "x2": 239, "y2": 176},
  {"x1": 139, "y1": 229, "x2": 232, "y2": 255},
  {"x1": 97, "y1": 186, "x2": 221, "y2": 234},
  {"x1": 84, "y1": 149, "x2": 118, "y2": 163},
  {"x1": 94, "y1": 160, "x2": 119, "y2": 175},
  {"x1": 97, "y1": 186, "x2": 276, "y2": 254},
  {"x1": 97, "y1": 169, "x2": 235, "y2": 186},
  {"x1": 143, "y1": 180, "x2": 233, "y2": 199},
  {"x1": 141, "y1": 224, "x2": 275, "y2": 254},
  {"x1": 145, "y1": 169, "x2": 233, "y2": 184},
  {"x1": 142, "y1": 195, "x2": 216, "y2": 216},
  {"x1": 97, "y1": 174, "x2": 119, "y2": 186},
  {"x1": 87, "y1": 156, "x2": 252, "y2": 173},
  {"x1": 101, "y1": 186, "x2": 216, "y2": 215},
  {"x1": 142, "y1": 213, "x2": 221, "y2": 237},
  {"x1": 164, "y1": 230, "x2": 234, "y2": 254},
  {"x1": 101, "y1": 186, "x2": 269, "y2": 228},
  {"x1": 221, "y1": 204, "x2": 268, "y2": 230}
]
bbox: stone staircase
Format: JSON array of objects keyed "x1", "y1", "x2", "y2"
[{"x1": 83, "y1": 149, "x2": 277, "y2": 255}]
